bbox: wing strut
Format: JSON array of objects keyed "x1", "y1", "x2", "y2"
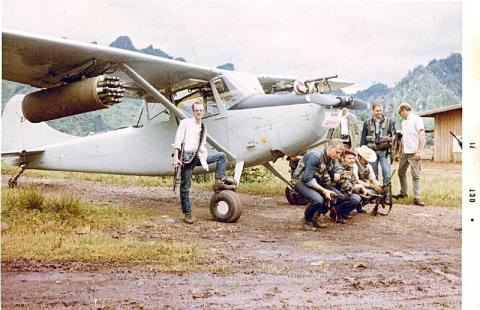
[
  {"x1": 263, "y1": 161, "x2": 294, "y2": 188},
  {"x1": 119, "y1": 63, "x2": 237, "y2": 162}
]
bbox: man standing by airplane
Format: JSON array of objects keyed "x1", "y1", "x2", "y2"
[
  {"x1": 394, "y1": 102, "x2": 426, "y2": 206},
  {"x1": 172, "y1": 102, "x2": 229, "y2": 224},
  {"x1": 292, "y1": 139, "x2": 345, "y2": 230},
  {"x1": 333, "y1": 108, "x2": 360, "y2": 148},
  {"x1": 360, "y1": 101, "x2": 396, "y2": 185}
]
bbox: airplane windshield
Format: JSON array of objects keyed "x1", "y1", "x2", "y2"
[{"x1": 214, "y1": 72, "x2": 265, "y2": 109}]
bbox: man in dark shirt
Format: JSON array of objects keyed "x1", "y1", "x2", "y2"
[
  {"x1": 292, "y1": 139, "x2": 344, "y2": 230},
  {"x1": 360, "y1": 101, "x2": 395, "y2": 185}
]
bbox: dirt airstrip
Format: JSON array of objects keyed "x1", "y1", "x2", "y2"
[{"x1": 2, "y1": 175, "x2": 461, "y2": 309}]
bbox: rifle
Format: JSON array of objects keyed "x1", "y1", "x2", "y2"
[
  {"x1": 324, "y1": 190, "x2": 344, "y2": 222},
  {"x1": 449, "y1": 131, "x2": 462, "y2": 149},
  {"x1": 173, "y1": 143, "x2": 184, "y2": 193},
  {"x1": 371, "y1": 169, "x2": 396, "y2": 216}
]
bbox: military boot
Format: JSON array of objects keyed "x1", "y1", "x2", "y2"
[{"x1": 212, "y1": 177, "x2": 237, "y2": 192}]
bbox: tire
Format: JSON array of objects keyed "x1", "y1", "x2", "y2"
[
  {"x1": 285, "y1": 186, "x2": 309, "y2": 206},
  {"x1": 210, "y1": 190, "x2": 242, "y2": 223}
]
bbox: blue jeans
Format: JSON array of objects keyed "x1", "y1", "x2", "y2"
[
  {"x1": 371, "y1": 149, "x2": 391, "y2": 185},
  {"x1": 294, "y1": 182, "x2": 328, "y2": 222},
  {"x1": 336, "y1": 194, "x2": 362, "y2": 216},
  {"x1": 323, "y1": 184, "x2": 361, "y2": 217},
  {"x1": 180, "y1": 152, "x2": 227, "y2": 215}
]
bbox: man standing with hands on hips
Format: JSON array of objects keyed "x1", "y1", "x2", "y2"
[{"x1": 394, "y1": 102, "x2": 426, "y2": 206}]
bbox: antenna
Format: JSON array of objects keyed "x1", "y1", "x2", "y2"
[{"x1": 174, "y1": 3, "x2": 200, "y2": 64}]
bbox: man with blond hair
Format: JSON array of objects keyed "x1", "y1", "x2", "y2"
[
  {"x1": 292, "y1": 139, "x2": 345, "y2": 230},
  {"x1": 394, "y1": 102, "x2": 426, "y2": 206}
]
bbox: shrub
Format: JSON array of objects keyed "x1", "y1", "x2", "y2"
[
  {"x1": 44, "y1": 194, "x2": 82, "y2": 218},
  {"x1": 2, "y1": 186, "x2": 45, "y2": 212}
]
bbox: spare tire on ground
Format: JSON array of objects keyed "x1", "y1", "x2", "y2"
[{"x1": 210, "y1": 190, "x2": 242, "y2": 223}]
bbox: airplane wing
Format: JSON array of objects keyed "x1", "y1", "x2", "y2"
[
  {"x1": 256, "y1": 74, "x2": 354, "y2": 93},
  {"x1": 2, "y1": 29, "x2": 221, "y2": 94}
]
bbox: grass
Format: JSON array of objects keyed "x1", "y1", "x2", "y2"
[
  {"x1": 1, "y1": 186, "x2": 226, "y2": 272},
  {"x1": 2, "y1": 159, "x2": 461, "y2": 207},
  {"x1": 390, "y1": 161, "x2": 461, "y2": 208}
]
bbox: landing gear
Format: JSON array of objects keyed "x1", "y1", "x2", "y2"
[
  {"x1": 210, "y1": 190, "x2": 242, "y2": 223},
  {"x1": 285, "y1": 186, "x2": 309, "y2": 206},
  {"x1": 8, "y1": 164, "x2": 26, "y2": 188}
]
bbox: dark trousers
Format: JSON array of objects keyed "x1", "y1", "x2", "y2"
[
  {"x1": 322, "y1": 184, "x2": 361, "y2": 216},
  {"x1": 180, "y1": 152, "x2": 227, "y2": 215},
  {"x1": 294, "y1": 182, "x2": 328, "y2": 222}
]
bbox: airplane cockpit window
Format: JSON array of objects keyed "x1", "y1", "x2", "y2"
[
  {"x1": 176, "y1": 87, "x2": 219, "y2": 118},
  {"x1": 214, "y1": 72, "x2": 265, "y2": 109}
]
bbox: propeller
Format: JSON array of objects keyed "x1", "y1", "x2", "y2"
[
  {"x1": 308, "y1": 94, "x2": 368, "y2": 110},
  {"x1": 336, "y1": 96, "x2": 368, "y2": 110}
]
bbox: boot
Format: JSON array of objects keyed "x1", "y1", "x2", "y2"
[
  {"x1": 183, "y1": 213, "x2": 194, "y2": 224},
  {"x1": 213, "y1": 177, "x2": 237, "y2": 192}
]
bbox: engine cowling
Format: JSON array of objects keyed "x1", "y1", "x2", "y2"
[{"x1": 22, "y1": 75, "x2": 124, "y2": 123}]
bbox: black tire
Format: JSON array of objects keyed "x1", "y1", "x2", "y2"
[
  {"x1": 285, "y1": 186, "x2": 309, "y2": 206},
  {"x1": 210, "y1": 190, "x2": 242, "y2": 223}
]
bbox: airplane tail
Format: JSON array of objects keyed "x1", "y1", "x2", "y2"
[{"x1": 2, "y1": 94, "x2": 76, "y2": 156}]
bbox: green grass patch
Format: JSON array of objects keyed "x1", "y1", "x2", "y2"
[
  {"x1": 2, "y1": 160, "x2": 461, "y2": 207},
  {"x1": 390, "y1": 162, "x2": 461, "y2": 207},
  {"x1": 1, "y1": 187, "x2": 225, "y2": 272}
]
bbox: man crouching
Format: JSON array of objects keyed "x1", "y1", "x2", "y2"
[
  {"x1": 292, "y1": 139, "x2": 344, "y2": 231},
  {"x1": 333, "y1": 149, "x2": 363, "y2": 219}
]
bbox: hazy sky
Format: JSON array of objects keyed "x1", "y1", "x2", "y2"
[{"x1": 2, "y1": 1, "x2": 462, "y2": 92}]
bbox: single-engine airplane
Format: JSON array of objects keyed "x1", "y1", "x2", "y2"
[{"x1": 1, "y1": 29, "x2": 367, "y2": 222}]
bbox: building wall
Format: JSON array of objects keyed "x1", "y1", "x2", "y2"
[{"x1": 433, "y1": 109, "x2": 462, "y2": 162}]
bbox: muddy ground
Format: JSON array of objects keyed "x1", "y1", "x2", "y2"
[{"x1": 2, "y1": 175, "x2": 461, "y2": 309}]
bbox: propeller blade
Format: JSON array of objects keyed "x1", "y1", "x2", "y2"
[{"x1": 334, "y1": 96, "x2": 368, "y2": 110}]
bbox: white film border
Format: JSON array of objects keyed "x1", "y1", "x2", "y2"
[{"x1": 463, "y1": 1, "x2": 480, "y2": 308}]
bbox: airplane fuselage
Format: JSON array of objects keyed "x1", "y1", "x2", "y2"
[{"x1": 22, "y1": 101, "x2": 329, "y2": 176}]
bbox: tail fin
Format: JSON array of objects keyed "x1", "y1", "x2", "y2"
[{"x1": 2, "y1": 95, "x2": 75, "y2": 154}]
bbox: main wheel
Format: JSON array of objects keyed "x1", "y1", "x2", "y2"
[
  {"x1": 285, "y1": 186, "x2": 309, "y2": 206},
  {"x1": 210, "y1": 190, "x2": 242, "y2": 223}
]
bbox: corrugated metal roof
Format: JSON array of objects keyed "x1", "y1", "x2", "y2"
[{"x1": 418, "y1": 104, "x2": 462, "y2": 117}]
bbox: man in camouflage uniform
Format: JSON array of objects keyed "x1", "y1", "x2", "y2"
[
  {"x1": 353, "y1": 145, "x2": 384, "y2": 210},
  {"x1": 334, "y1": 149, "x2": 364, "y2": 217}
]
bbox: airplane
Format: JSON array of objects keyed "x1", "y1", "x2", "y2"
[{"x1": 1, "y1": 29, "x2": 367, "y2": 223}]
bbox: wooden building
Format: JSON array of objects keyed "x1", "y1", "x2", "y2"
[{"x1": 418, "y1": 104, "x2": 462, "y2": 163}]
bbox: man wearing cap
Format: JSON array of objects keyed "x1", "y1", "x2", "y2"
[
  {"x1": 395, "y1": 102, "x2": 426, "y2": 206},
  {"x1": 360, "y1": 101, "x2": 396, "y2": 185},
  {"x1": 334, "y1": 149, "x2": 364, "y2": 218},
  {"x1": 292, "y1": 139, "x2": 344, "y2": 230}
]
